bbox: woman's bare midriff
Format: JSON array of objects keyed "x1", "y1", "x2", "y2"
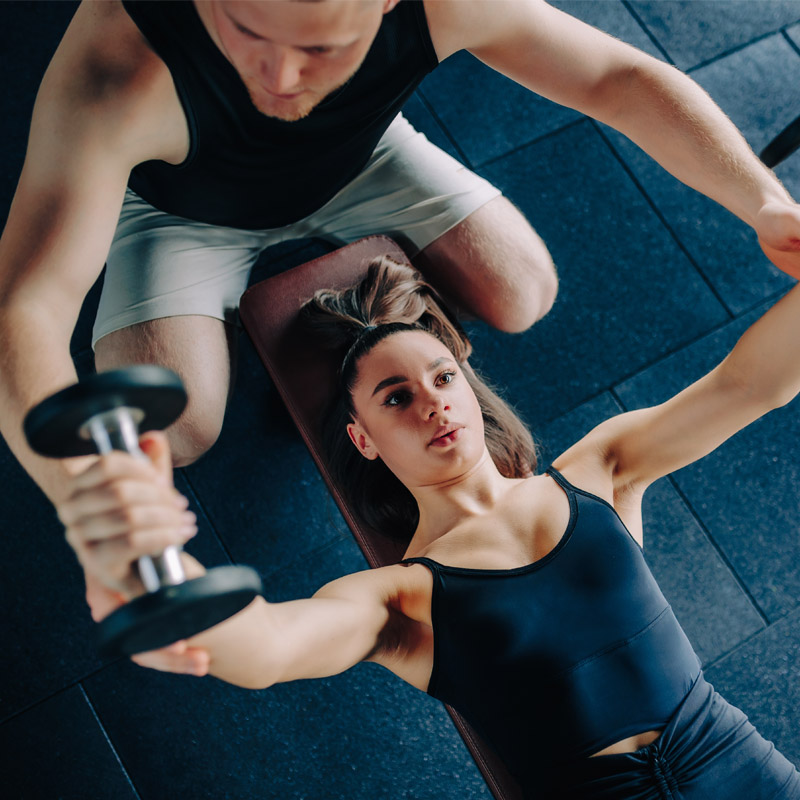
[{"x1": 589, "y1": 729, "x2": 661, "y2": 758}]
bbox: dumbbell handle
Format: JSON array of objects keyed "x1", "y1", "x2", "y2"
[{"x1": 82, "y1": 407, "x2": 186, "y2": 593}]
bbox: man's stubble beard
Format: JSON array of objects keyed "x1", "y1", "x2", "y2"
[
  {"x1": 246, "y1": 83, "x2": 323, "y2": 121},
  {"x1": 243, "y1": 62, "x2": 360, "y2": 122}
]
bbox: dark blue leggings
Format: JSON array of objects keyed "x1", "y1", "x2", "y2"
[{"x1": 556, "y1": 675, "x2": 800, "y2": 799}]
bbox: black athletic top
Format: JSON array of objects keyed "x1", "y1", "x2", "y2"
[
  {"x1": 121, "y1": 0, "x2": 439, "y2": 229},
  {"x1": 404, "y1": 467, "x2": 701, "y2": 794}
]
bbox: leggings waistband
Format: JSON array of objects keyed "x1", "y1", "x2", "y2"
[{"x1": 550, "y1": 674, "x2": 800, "y2": 800}]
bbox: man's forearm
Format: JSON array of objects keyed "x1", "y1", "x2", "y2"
[
  {"x1": 0, "y1": 305, "x2": 96, "y2": 504},
  {"x1": 600, "y1": 56, "x2": 791, "y2": 227}
]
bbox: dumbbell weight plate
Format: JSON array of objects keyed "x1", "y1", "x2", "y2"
[
  {"x1": 98, "y1": 565, "x2": 264, "y2": 657},
  {"x1": 24, "y1": 366, "x2": 187, "y2": 458}
]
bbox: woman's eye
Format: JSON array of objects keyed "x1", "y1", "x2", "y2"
[
  {"x1": 384, "y1": 391, "x2": 409, "y2": 408},
  {"x1": 437, "y1": 371, "x2": 456, "y2": 386}
]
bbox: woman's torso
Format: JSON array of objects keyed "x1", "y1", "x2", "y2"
[{"x1": 370, "y1": 460, "x2": 701, "y2": 787}]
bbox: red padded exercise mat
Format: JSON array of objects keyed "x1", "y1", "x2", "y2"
[{"x1": 239, "y1": 236, "x2": 523, "y2": 800}]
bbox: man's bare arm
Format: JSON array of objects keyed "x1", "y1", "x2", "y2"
[
  {"x1": 0, "y1": 0, "x2": 187, "y2": 504},
  {"x1": 426, "y1": 0, "x2": 800, "y2": 277}
]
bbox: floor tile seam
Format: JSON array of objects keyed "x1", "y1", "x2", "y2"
[
  {"x1": 0, "y1": 658, "x2": 129, "y2": 727},
  {"x1": 180, "y1": 471, "x2": 238, "y2": 565},
  {"x1": 472, "y1": 115, "x2": 589, "y2": 171},
  {"x1": 783, "y1": 29, "x2": 800, "y2": 59},
  {"x1": 702, "y1": 604, "x2": 800, "y2": 672},
  {"x1": 414, "y1": 90, "x2": 474, "y2": 169},
  {"x1": 684, "y1": 26, "x2": 800, "y2": 76},
  {"x1": 536, "y1": 388, "x2": 625, "y2": 437},
  {"x1": 620, "y1": 0, "x2": 675, "y2": 65},
  {"x1": 604, "y1": 284, "x2": 791, "y2": 406},
  {"x1": 590, "y1": 119, "x2": 736, "y2": 320},
  {"x1": 78, "y1": 682, "x2": 144, "y2": 800},
  {"x1": 664, "y1": 472, "x2": 771, "y2": 628},
  {"x1": 601, "y1": 317, "x2": 734, "y2": 403},
  {"x1": 260, "y1": 527, "x2": 356, "y2": 586}
]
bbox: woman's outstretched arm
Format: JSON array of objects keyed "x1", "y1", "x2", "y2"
[
  {"x1": 58, "y1": 432, "x2": 397, "y2": 689},
  {"x1": 561, "y1": 281, "x2": 800, "y2": 492}
]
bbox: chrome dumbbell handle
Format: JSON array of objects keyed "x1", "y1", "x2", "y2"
[{"x1": 81, "y1": 407, "x2": 186, "y2": 593}]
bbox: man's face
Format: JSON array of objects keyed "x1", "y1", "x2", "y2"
[{"x1": 207, "y1": 0, "x2": 389, "y2": 121}]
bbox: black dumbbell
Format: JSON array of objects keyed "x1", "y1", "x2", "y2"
[{"x1": 24, "y1": 365, "x2": 263, "y2": 657}]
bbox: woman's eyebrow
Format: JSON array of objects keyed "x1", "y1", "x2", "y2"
[
  {"x1": 371, "y1": 375, "x2": 407, "y2": 397},
  {"x1": 370, "y1": 357, "x2": 454, "y2": 397}
]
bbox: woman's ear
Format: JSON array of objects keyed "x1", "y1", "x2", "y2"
[{"x1": 346, "y1": 420, "x2": 379, "y2": 461}]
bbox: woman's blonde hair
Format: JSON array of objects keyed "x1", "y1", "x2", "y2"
[{"x1": 301, "y1": 256, "x2": 537, "y2": 539}]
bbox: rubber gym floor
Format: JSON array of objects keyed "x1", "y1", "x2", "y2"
[{"x1": 2, "y1": 2, "x2": 800, "y2": 799}]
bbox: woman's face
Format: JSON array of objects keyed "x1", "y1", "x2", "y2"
[{"x1": 346, "y1": 331, "x2": 486, "y2": 487}]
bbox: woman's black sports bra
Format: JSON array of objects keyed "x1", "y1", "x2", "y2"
[{"x1": 403, "y1": 467, "x2": 701, "y2": 790}]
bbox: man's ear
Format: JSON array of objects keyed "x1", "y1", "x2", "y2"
[{"x1": 346, "y1": 420, "x2": 379, "y2": 461}]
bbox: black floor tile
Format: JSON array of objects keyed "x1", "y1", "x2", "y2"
[
  {"x1": 467, "y1": 121, "x2": 728, "y2": 425},
  {"x1": 552, "y1": 0, "x2": 664, "y2": 60},
  {"x1": 637, "y1": 478, "x2": 765, "y2": 664},
  {"x1": 616, "y1": 297, "x2": 800, "y2": 621},
  {"x1": 416, "y1": 0, "x2": 668, "y2": 170},
  {"x1": 419, "y1": 51, "x2": 582, "y2": 168},
  {"x1": 630, "y1": 0, "x2": 800, "y2": 71},
  {"x1": 598, "y1": 33, "x2": 800, "y2": 314},
  {"x1": 0, "y1": 2, "x2": 76, "y2": 221},
  {"x1": 0, "y1": 685, "x2": 138, "y2": 800},
  {"x1": 705, "y1": 607, "x2": 800, "y2": 767},
  {"x1": 537, "y1": 394, "x2": 765, "y2": 666},
  {"x1": 598, "y1": 133, "x2": 793, "y2": 317},
  {"x1": 690, "y1": 34, "x2": 800, "y2": 166},
  {"x1": 789, "y1": 23, "x2": 800, "y2": 50}
]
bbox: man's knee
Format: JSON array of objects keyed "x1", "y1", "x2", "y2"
[
  {"x1": 415, "y1": 195, "x2": 559, "y2": 334},
  {"x1": 470, "y1": 233, "x2": 559, "y2": 334},
  {"x1": 168, "y1": 408, "x2": 224, "y2": 468},
  {"x1": 93, "y1": 317, "x2": 235, "y2": 468},
  {"x1": 494, "y1": 250, "x2": 559, "y2": 334}
]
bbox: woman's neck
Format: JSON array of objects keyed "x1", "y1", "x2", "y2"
[{"x1": 409, "y1": 449, "x2": 521, "y2": 548}]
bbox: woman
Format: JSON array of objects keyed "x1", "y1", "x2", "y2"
[{"x1": 61, "y1": 258, "x2": 800, "y2": 799}]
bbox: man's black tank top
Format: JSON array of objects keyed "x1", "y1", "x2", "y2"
[
  {"x1": 121, "y1": 1, "x2": 439, "y2": 229},
  {"x1": 404, "y1": 467, "x2": 701, "y2": 795}
]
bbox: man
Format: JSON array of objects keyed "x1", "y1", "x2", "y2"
[{"x1": 1, "y1": 0, "x2": 799, "y2": 616}]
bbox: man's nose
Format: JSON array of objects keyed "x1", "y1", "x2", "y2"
[{"x1": 260, "y1": 46, "x2": 303, "y2": 94}]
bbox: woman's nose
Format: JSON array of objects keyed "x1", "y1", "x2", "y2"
[{"x1": 421, "y1": 391, "x2": 450, "y2": 419}]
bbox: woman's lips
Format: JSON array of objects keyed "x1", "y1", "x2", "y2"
[{"x1": 429, "y1": 426, "x2": 463, "y2": 447}]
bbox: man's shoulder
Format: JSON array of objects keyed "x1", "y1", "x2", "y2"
[
  {"x1": 421, "y1": 0, "x2": 538, "y2": 61},
  {"x1": 39, "y1": 1, "x2": 186, "y2": 165},
  {"x1": 54, "y1": 1, "x2": 168, "y2": 109}
]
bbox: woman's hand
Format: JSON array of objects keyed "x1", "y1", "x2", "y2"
[
  {"x1": 59, "y1": 431, "x2": 210, "y2": 675},
  {"x1": 756, "y1": 199, "x2": 800, "y2": 280}
]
